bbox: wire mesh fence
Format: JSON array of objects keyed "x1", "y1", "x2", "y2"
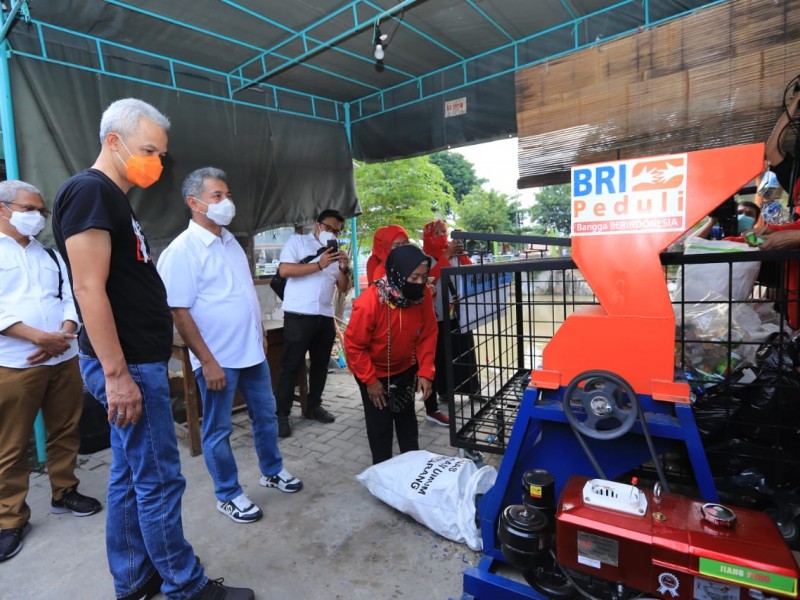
[{"x1": 440, "y1": 233, "x2": 800, "y2": 514}]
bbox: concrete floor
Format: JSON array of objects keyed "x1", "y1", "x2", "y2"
[{"x1": 1, "y1": 370, "x2": 496, "y2": 600}]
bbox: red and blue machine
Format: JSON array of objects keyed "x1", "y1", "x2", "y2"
[{"x1": 462, "y1": 145, "x2": 800, "y2": 599}]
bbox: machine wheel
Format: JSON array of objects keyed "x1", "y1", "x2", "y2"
[{"x1": 563, "y1": 371, "x2": 639, "y2": 441}]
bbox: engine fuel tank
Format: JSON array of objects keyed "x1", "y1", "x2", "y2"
[{"x1": 556, "y1": 476, "x2": 799, "y2": 599}]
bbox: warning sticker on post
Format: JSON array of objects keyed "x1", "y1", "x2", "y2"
[{"x1": 571, "y1": 154, "x2": 687, "y2": 236}]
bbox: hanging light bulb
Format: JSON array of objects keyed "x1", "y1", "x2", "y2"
[{"x1": 372, "y1": 23, "x2": 388, "y2": 69}]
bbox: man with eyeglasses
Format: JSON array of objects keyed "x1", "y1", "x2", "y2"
[
  {"x1": 274, "y1": 209, "x2": 352, "y2": 437},
  {"x1": 0, "y1": 180, "x2": 102, "y2": 563}
]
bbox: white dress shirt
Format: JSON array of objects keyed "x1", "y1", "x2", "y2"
[
  {"x1": 157, "y1": 221, "x2": 264, "y2": 371},
  {"x1": 279, "y1": 232, "x2": 337, "y2": 317},
  {"x1": 0, "y1": 233, "x2": 80, "y2": 368}
]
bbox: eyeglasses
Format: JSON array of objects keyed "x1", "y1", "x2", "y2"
[
  {"x1": 318, "y1": 221, "x2": 342, "y2": 236},
  {"x1": 1, "y1": 201, "x2": 51, "y2": 218}
]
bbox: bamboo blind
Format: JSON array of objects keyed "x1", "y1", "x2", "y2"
[{"x1": 516, "y1": 0, "x2": 800, "y2": 188}]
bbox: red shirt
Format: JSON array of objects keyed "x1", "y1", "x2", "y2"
[{"x1": 344, "y1": 285, "x2": 437, "y2": 385}]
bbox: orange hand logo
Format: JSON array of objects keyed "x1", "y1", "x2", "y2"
[{"x1": 630, "y1": 158, "x2": 685, "y2": 191}]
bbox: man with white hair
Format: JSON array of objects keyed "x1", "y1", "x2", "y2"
[
  {"x1": 158, "y1": 167, "x2": 303, "y2": 525},
  {"x1": 53, "y1": 99, "x2": 254, "y2": 600},
  {"x1": 0, "y1": 180, "x2": 101, "y2": 563}
]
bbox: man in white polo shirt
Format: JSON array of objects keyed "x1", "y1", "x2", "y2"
[
  {"x1": 157, "y1": 167, "x2": 303, "y2": 524},
  {"x1": 0, "y1": 180, "x2": 101, "y2": 562},
  {"x1": 274, "y1": 209, "x2": 352, "y2": 438}
]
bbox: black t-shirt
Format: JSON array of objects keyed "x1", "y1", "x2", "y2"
[
  {"x1": 52, "y1": 169, "x2": 172, "y2": 363},
  {"x1": 771, "y1": 151, "x2": 798, "y2": 198}
]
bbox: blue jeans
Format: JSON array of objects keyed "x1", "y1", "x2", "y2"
[
  {"x1": 80, "y1": 356, "x2": 206, "y2": 600},
  {"x1": 194, "y1": 360, "x2": 283, "y2": 501}
]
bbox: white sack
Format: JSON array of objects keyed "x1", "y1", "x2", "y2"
[{"x1": 356, "y1": 450, "x2": 497, "y2": 550}]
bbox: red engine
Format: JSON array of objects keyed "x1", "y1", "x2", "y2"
[{"x1": 556, "y1": 476, "x2": 799, "y2": 599}]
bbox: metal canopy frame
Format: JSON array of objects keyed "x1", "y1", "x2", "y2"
[{"x1": 2, "y1": 0, "x2": 726, "y2": 128}]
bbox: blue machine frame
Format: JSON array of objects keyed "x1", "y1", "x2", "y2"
[{"x1": 461, "y1": 384, "x2": 717, "y2": 600}]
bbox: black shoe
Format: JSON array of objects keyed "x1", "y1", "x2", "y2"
[
  {"x1": 117, "y1": 570, "x2": 163, "y2": 600},
  {"x1": 277, "y1": 415, "x2": 292, "y2": 438},
  {"x1": 0, "y1": 522, "x2": 31, "y2": 562},
  {"x1": 51, "y1": 487, "x2": 102, "y2": 516},
  {"x1": 304, "y1": 405, "x2": 335, "y2": 423},
  {"x1": 194, "y1": 578, "x2": 254, "y2": 600}
]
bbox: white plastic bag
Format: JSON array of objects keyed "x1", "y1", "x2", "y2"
[
  {"x1": 676, "y1": 238, "x2": 761, "y2": 302},
  {"x1": 355, "y1": 450, "x2": 497, "y2": 550},
  {"x1": 457, "y1": 464, "x2": 497, "y2": 550}
]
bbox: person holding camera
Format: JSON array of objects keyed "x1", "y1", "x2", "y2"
[
  {"x1": 274, "y1": 209, "x2": 351, "y2": 437},
  {"x1": 157, "y1": 167, "x2": 303, "y2": 525}
]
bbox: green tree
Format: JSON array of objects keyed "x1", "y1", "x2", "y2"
[
  {"x1": 429, "y1": 151, "x2": 486, "y2": 204},
  {"x1": 457, "y1": 187, "x2": 522, "y2": 235},
  {"x1": 529, "y1": 184, "x2": 572, "y2": 235},
  {"x1": 353, "y1": 156, "x2": 455, "y2": 252}
]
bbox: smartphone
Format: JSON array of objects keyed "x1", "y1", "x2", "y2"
[{"x1": 326, "y1": 239, "x2": 339, "y2": 253}]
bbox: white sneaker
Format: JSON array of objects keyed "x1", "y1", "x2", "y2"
[
  {"x1": 216, "y1": 493, "x2": 263, "y2": 523},
  {"x1": 260, "y1": 468, "x2": 303, "y2": 493}
]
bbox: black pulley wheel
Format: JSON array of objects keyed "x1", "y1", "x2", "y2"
[
  {"x1": 524, "y1": 549, "x2": 576, "y2": 599},
  {"x1": 563, "y1": 370, "x2": 639, "y2": 440}
]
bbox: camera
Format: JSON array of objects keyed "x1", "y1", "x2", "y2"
[{"x1": 326, "y1": 239, "x2": 339, "y2": 253}]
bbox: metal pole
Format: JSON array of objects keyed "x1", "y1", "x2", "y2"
[
  {"x1": 0, "y1": 1, "x2": 24, "y2": 44},
  {"x1": 0, "y1": 38, "x2": 19, "y2": 179},
  {"x1": 344, "y1": 102, "x2": 361, "y2": 297}
]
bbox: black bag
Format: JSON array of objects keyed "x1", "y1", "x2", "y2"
[
  {"x1": 269, "y1": 248, "x2": 325, "y2": 300},
  {"x1": 78, "y1": 388, "x2": 111, "y2": 454},
  {"x1": 383, "y1": 368, "x2": 418, "y2": 413}
]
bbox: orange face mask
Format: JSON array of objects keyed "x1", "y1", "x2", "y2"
[{"x1": 116, "y1": 137, "x2": 163, "y2": 188}]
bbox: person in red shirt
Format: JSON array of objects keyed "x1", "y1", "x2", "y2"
[
  {"x1": 345, "y1": 244, "x2": 437, "y2": 464},
  {"x1": 755, "y1": 85, "x2": 800, "y2": 328},
  {"x1": 366, "y1": 224, "x2": 409, "y2": 284},
  {"x1": 751, "y1": 220, "x2": 800, "y2": 329},
  {"x1": 423, "y1": 220, "x2": 480, "y2": 421}
]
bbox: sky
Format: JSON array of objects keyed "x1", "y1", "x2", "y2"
[{"x1": 449, "y1": 136, "x2": 538, "y2": 209}]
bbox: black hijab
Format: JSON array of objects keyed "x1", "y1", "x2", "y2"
[{"x1": 377, "y1": 244, "x2": 432, "y2": 308}]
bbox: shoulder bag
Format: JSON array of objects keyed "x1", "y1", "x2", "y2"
[{"x1": 269, "y1": 247, "x2": 325, "y2": 300}]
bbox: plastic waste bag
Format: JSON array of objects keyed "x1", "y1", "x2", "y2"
[
  {"x1": 356, "y1": 450, "x2": 497, "y2": 550},
  {"x1": 675, "y1": 238, "x2": 761, "y2": 302}
]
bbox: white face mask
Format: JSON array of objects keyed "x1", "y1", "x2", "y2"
[
  {"x1": 8, "y1": 210, "x2": 46, "y2": 237},
  {"x1": 318, "y1": 230, "x2": 335, "y2": 245},
  {"x1": 195, "y1": 198, "x2": 236, "y2": 226}
]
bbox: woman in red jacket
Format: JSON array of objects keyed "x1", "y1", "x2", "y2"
[
  {"x1": 366, "y1": 224, "x2": 409, "y2": 284},
  {"x1": 423, "y1": 220, "x2": 481, "y2": 417},
  {"x1": 345, "y1": 244, "x2": 437, "y2": 464}
]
